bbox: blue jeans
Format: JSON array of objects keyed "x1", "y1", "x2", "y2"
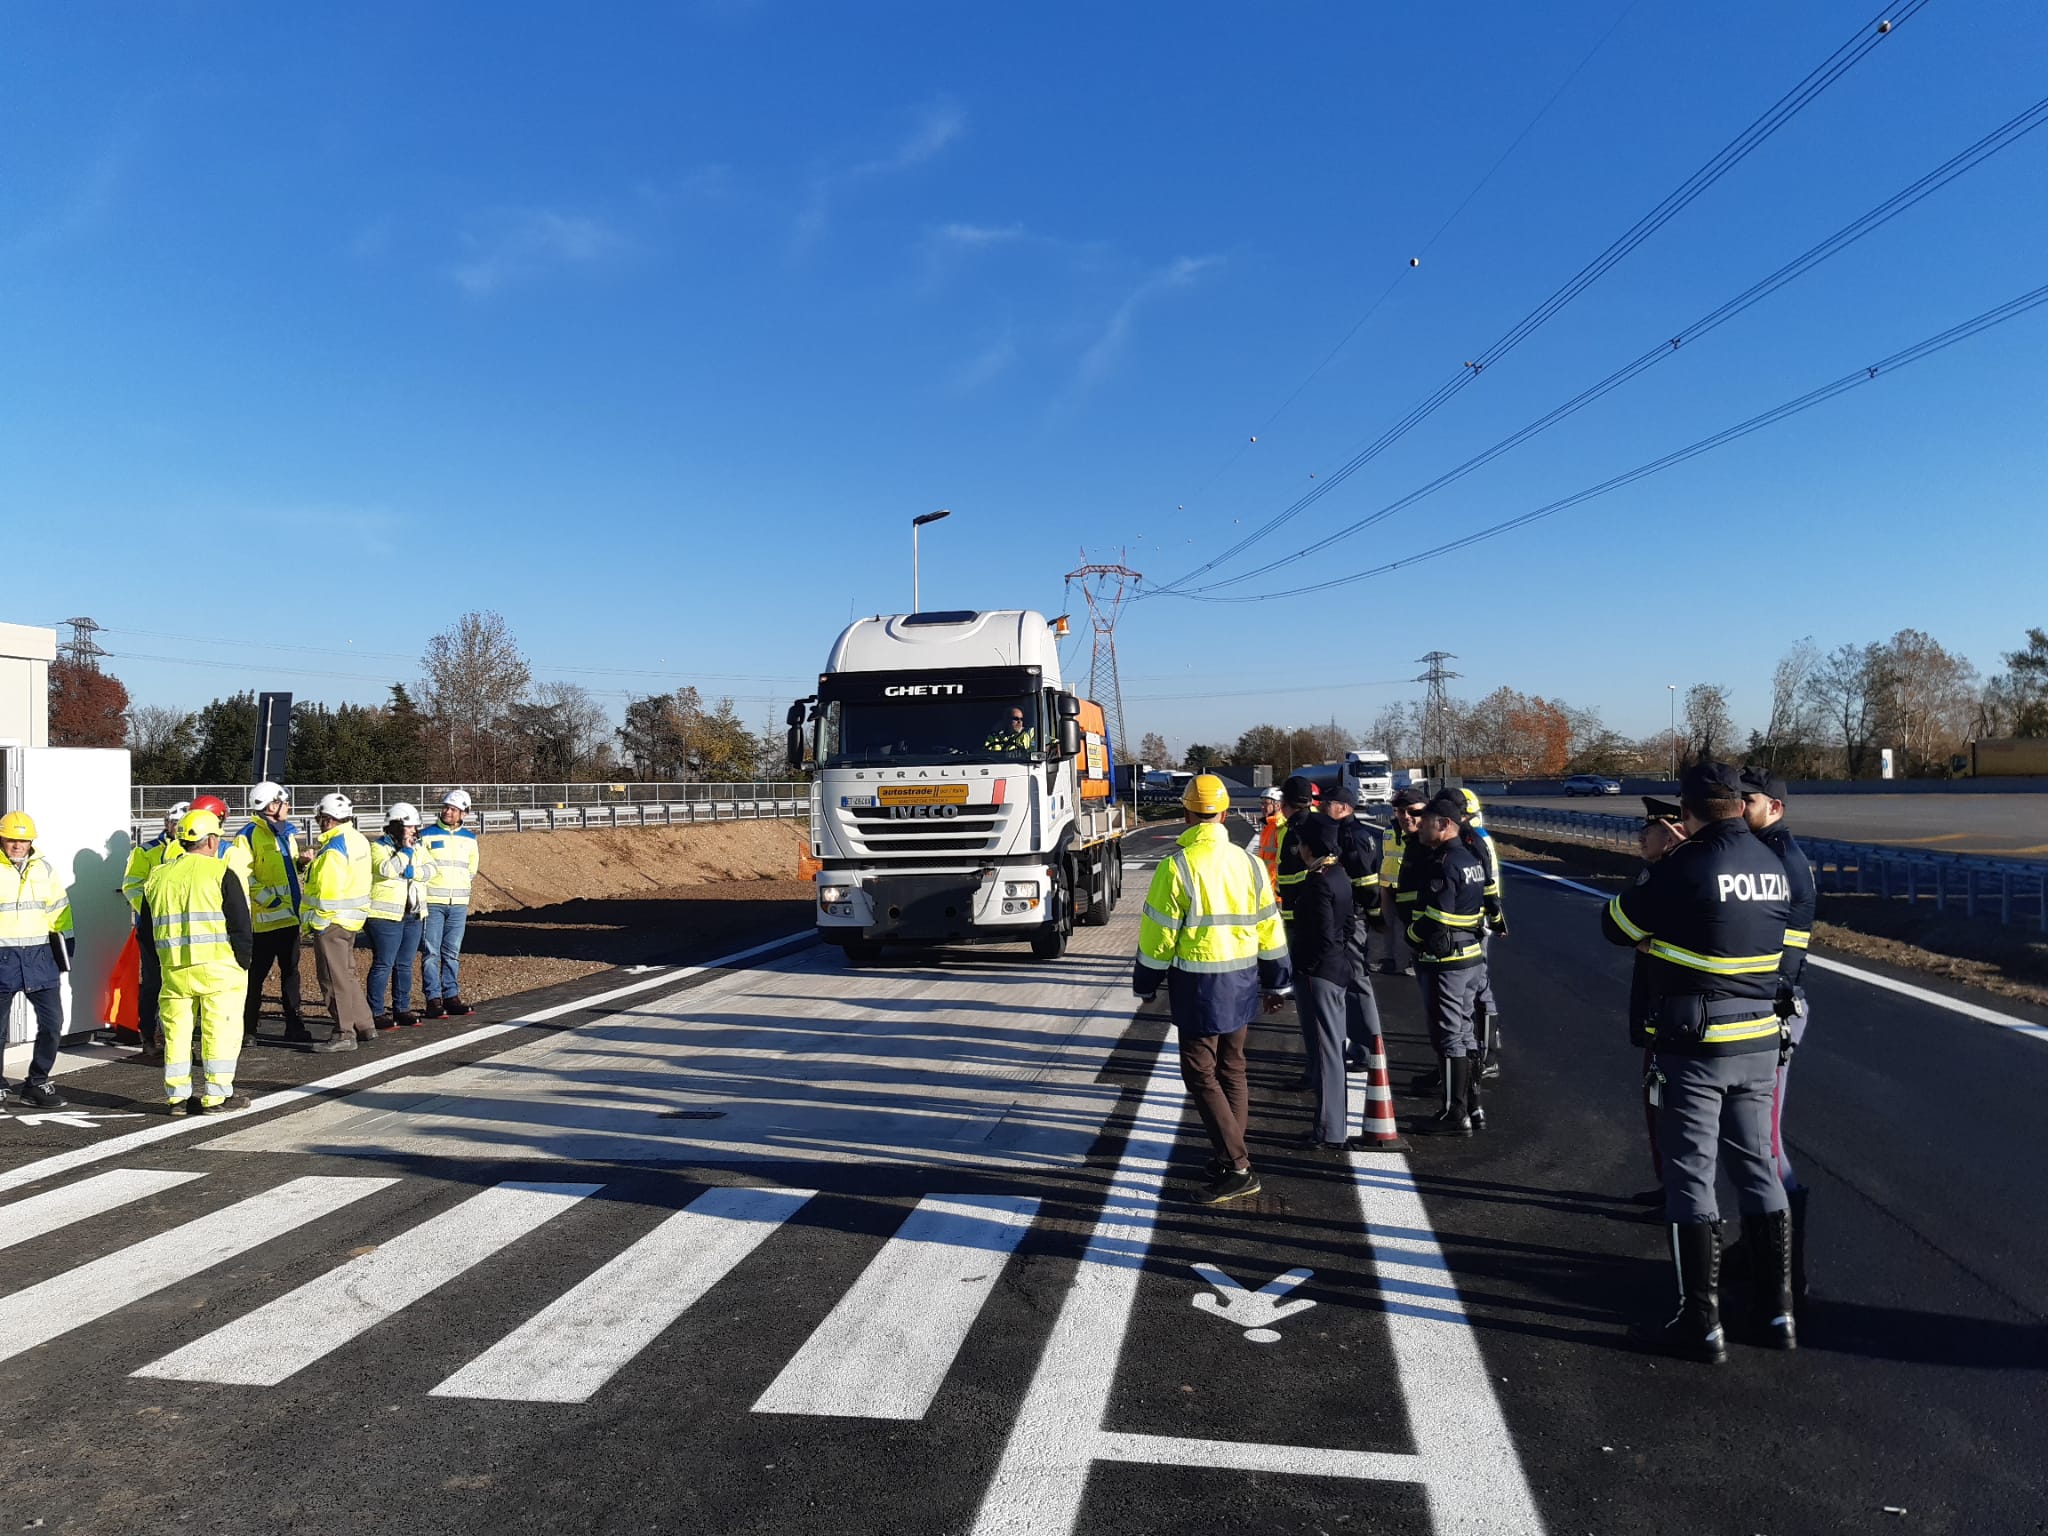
[
  {"x1": 365, "y1": 913, "x2": 424, "y2": 1014},
  {"x1": 1, "y1": 987, "x2": 66, "y2": 1088},
  {"x1": 421, "y1": 903, "x2": 469, "y2": 1000}
]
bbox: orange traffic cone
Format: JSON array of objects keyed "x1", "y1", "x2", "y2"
[{"x1": 1352, "y1": 1031, "x2": 1409, "y2": 1152}]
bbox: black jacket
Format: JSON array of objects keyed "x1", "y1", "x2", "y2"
[
  {"x1": 1602, "y1": 816, "x2": 1789, "y2": 1057},
  {"x1": 1755, "y1": 822, "x2": 1815, "y2": 987},
  {"x1": 1283, "y1": 820, "x2": 1354, "y2": 985},
  {"x1": 1406, "y1": 838, "x2": 1487, "y2": 970}
]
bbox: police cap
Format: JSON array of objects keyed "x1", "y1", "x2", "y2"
[
  {"x1": 1292, "y1": 813, "x2": 1343, "y2": 859},
  {"x1": 1324, "y1": 782, "x2": 1363, "y2": 809},
  {"x1": 1422, "y1": 790, "x2": 1468, "y2": 823},
  {"x1": 1679, "y1": 760, "x2": 1747, "y2": 802},
  {"x1": 1391, "y1": 787, "x2": 1430, "y2": 811},
  {"x1": 1279, "y1": 774, "x2": 1318, "y2": 806},
  {"x1": 1738, "y1": 766, "x2": 1789, "y2": 804},
  {"x1": 1642, "y1": 795, "x2": 1682, "y2": 823}
]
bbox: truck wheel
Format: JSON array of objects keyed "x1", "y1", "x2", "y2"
[
  {"x1": 1079, "y1": 851, "x2": 1111, "y2": 927},
  {"x1": 1031, "y1": 867, "x2": 1072, "y2": 959},
  {"x1": 1110, "y1": 844, "x2": 1124, "y2": 902},
  {"x1": 843, "y1": 940, "x2": 882, "y2": 968}
]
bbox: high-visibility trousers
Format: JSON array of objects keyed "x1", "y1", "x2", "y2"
[{"x1": 161, "y1": 979, "x2": 248, "y2": 1107}]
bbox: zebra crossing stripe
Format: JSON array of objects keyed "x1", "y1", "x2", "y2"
[
  {"x1": 430, "y1": 1184, "x2": 816, "y2": 1404},
  {"x1": 0, "y1": 1169, "x2": 206, "y2": 1254},
  {"x1": 0, "y1": 1176, "x2": 396, "y2": 1367},
  {"x1": 752, "y1": 1193, "x2": 1039, "y2": 1421},
  {"x1": 132, "y1": 1181, "x2": 602, "y2": 1387}
]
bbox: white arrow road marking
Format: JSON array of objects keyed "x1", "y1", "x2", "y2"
[
  {"x1": 1190, "y1": 1262, "x2": 1316, "y2": 1343},
  {"x1": 7, "y1": 1111, "x2": 145, "y2": 1129}
]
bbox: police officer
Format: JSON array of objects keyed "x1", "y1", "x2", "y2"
[
  {"x1": 1271, "y1": 774, "x2": 1318, "y2": 926},
  {"x1": 1458, "y1": 787, "x2": 1508, "y2": 1080},
  {"x1": 1378, "y1": 787, "x2": 1427, "y2": 977},
  {"x1": 1282, "y1": 812, "x2": 1354, "y2": 1150},
  {"x1": 1134, "y1": 773, "x2": 1292, "y2": 1205},
  {"x1": 1741, "y1": 766, "x2": 1817, "y2": 1304},
  {"x1": 1602, "y1": 761, "x2": 1793, "y2": 1362},
  {"x1": 1320, "y1": 782, "x2": 1386, "y2": 1073},
  {"x1": 1403, "y1": 791, "x2": 1490, "y2": 1137}
]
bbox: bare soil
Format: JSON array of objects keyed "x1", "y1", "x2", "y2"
[{"x1": 1493, "y1": 829, "x2": 2048, "y2": 1010}]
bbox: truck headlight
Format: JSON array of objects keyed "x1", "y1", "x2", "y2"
[
  {"x1": 1003, "y1": 880, "x2": 1040, "y2": 899},
  {"x1": 819, "y1": 884, "x2": 849, "y2": 905}
]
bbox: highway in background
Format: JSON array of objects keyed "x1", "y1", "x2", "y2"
[
  {"x1": 0, "y1": 820, "x2": 2043, "y2": 1532},
  {"x1": 1487, "y1": 792, "x2": 2048, "y2": 858}
]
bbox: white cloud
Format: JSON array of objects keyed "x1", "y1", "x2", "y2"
[
  {"x1": 936, "y1": 221, "x2": 1024, "y2": 249},
  {"x1": 1071, "y1": 254, "x2": 1223, "y2": 396},
  {"x1": 794, "y1": 99, "x2": 965, "y2": 252},
  {"x1": 451, "y1": 208, "x2": 629, "y2": 297},
  {"x1": 954, "y1": 327, "x2": 1017, "y2": 392}
]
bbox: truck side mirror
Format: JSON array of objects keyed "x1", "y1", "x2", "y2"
[
  {"x1": 785, "y1": 728, "x2": 805, "y2": 771},
  {"x1": 1056, "y1": 692, "x2": 1081, "y2": 721},
  {"x1": 786, "y1": 700, "x2": 807, "y2": 728},
  {"x1": 1057, "y1": 719, "x2": 1081, "y2": 758}
]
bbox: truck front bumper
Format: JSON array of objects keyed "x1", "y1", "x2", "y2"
[{"x1": 815, "y1": 868, "x2": 1051, "y2": 944}]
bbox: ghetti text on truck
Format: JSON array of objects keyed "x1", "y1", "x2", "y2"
[{"x1": 786, "y1": 609, "x2": 1131, "y2": 966}]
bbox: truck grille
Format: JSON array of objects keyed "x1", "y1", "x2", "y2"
[{"x1": 835, "y1": 803, "x2": 1012, "y2": 855}]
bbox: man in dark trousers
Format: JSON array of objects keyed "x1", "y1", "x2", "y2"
[
  {"x1": 1319, "y1": 782, "x2": 1386, "y2": 1073},
  {"x1": 1403, "y1": 791, "x2": 1491, "y2": 1137},
  {"x1": 1282, "y1": 812, "x2": 1354, "y2": 1150},
  {"x1": 1603, "y1": 761, "x2": 1793, "y2": 1363},
  {"x1": 1741, "y1": 766, "x2": 1817, "y2": 1305}
]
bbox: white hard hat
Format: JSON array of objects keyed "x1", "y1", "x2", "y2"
[
  {"x1": 385, "y1": 801, "x2": 421, "y2": 827},
  {"x1": 165, "y1": 799, "x2": 193, "y2": 822},
  {"x1": 317, "y1": 792, "x2": 354, "y2": 820},
  {"x1": 441, "y1": 789, "x2": 473, "y2": 810},
  {"x1": 249, "y1": 781, "x2": 287, "y2": 811},
  {"x1": 1260, "y1": 787, "x2": 1283, "y2": 801}
]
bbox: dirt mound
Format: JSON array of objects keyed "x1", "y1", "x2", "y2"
[{"x1": 469, "y1": 820, "x2": 809, "y2": 913}]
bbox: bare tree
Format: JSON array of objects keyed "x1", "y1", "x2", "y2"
[
  {"x1": 1756, "y1": 640, "x2": 1820, "y2": 772},
  {"x1": 1873, "y1": 629, "x2": 1978, "y2": 775},
  {"x1": 1136, "y1": 731, "x2": 1171, "y2": 768},
  {"x1": 419, "y1": 611, "x2": 532, "y2": 781},
  {"x1": 1804, "y1": 642, "x2": 1889, "y2": 778},
  {"x1": 1683, "y1": 683, "x2": 1733, "y2": 765},
  {"x1": 127, "y1": 704, "x2": 199, "y2": 781},
  {"x1": 1366, "y1": 702, "x2": 1421, "y2": 763}
]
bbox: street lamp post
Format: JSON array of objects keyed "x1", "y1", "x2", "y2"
[
  {"x1": 911, "y1": 509, "x2": 951, "y2": 612},
  {"x1": 1668, "y1": 683, "x2": 1678, "y2": 783}
]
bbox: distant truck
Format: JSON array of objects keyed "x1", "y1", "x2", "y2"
[
  {"x1": 1959, "y1": 738, "x2": 2048, "y2": 777},
  {"x1": 1297, "y1": 748, "x2": 1395, "y2": 805},
  {"x1": 787, "y1": 609, "x2": 1131, "y2": 964}
]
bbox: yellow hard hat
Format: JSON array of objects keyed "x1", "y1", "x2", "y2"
[
  {"x1": 1181, "y1": 774, "x2": 1232, "y2": 814},
  {"x1": 177, "y1": 809, "x2": 223, "y2": 842},
  {"x1": 0, "y1": 810, "x2": 35, "y2": 842},
  {"x1": 1459, "y1": 787, "x2": 1483, "y2": 815}
]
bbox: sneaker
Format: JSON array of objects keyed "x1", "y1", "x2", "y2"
[
  {"x1": 444, "y1": 996, "x2": 474, "y2": 1018},
  {"x1": 424, "y1": 998, "x2": 447, "y2": 1020},
  {"x1": 197, "y1": 1094, "x2": 254, "y2": 1114},
  {"x1": 1200, "y1": 1167, "x2": 1262, "y2": 1205},
  {"x1": 394, "y1": 1010, "x2": 420, "y2": 1027},
  {"x1": 310, "y1": 1035, "x2": 358, "y2": 1054},
  {"x1": 11, "y1": 1082, "x2": 66, "y2": 1110}
]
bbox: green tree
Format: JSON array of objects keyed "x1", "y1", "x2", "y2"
[
  {"x1": 378, "y1": 684, "x2": 429, "y2": 780},
  {"x1": 189, "y1": 692, "x2": 261, "y2": 782}
]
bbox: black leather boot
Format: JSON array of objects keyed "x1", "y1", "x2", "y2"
[
  {"x1": 1409, "y1": 1057, "x2": 1473, "y2": 1137},
  {"x1": 1787, "y1": 1186, "x2": 1810, "y2": 1306},
  {"x1": 1466, "y1": 1055, "x2": 1486, "y2": 1132},
  {"x1": 1479, "y1": 1014, "x2": 1502, "y2": 1081},
  {"x1": 1632, "y1": 1220, "x2": 1726, "y2": 1364},
  {"x1": 1746, "y1": 1208, "x2": 1798, "y2": 1349}
]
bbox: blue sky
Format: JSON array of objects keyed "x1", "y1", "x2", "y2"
[{"x1": 3, "y1": 1, "x2": 2043, "y2": 755}]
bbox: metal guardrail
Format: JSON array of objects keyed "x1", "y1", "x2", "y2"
[
  {"x1": 132, "y1": 782, "x2": 807, "y2": 816},
  {"x1": 129, "y1": 794, "x2": 810, "y2": 846},
  {"x1": 1484, "y1": 805, "x2": 2048, "y2": 932}
]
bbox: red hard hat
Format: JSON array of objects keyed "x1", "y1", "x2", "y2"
[{"x1": 191, "y1": 795, "x2": 230, "y2": 819}]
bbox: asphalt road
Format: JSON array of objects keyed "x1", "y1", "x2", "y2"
[
  {"x1": 1, "y1": 821, "x2": 2044, "y2": 1534},
  {"x1": 1487, "y1": 793, "x2": 2048, "y2": 859}
]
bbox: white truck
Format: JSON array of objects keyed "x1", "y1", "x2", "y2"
[
  {"x1": 786, "y1": 609, "x2": 1131, "y2": 964},
  {"x1": 1299, "y1": 748, "x2": 1395, "y2": 806}
]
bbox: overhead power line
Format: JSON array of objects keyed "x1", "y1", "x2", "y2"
[
  {"x1": 1165, "y1": 89, "x2": 2048, "y2": 596},
  {"x1": 1177, "y1": 280, "x2": 2048, "y2": 604},
  {"x1": 1151, "y1": 1, "x2": 1928, "y2": 596}
]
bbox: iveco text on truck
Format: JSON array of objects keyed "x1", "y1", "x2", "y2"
[{"x1": 786, "y1": 609, "x2": 1131, "y2": 964}]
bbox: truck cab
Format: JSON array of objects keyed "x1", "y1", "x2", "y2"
[{"x1": 790, "y1": 609, "x2": 1128, "y2": 964}]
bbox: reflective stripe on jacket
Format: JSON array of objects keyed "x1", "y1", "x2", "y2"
[
  {"x1": 368, "y1": 837, "x2": 436, "y2": 921},
  {"x1": 142, "y1": 853, "x2": 247, "y2": 997},
  {"x1": 122, "y1": 833, "x2": 182, "y2": 913},
  {"x1": 236, "y1": 818, "x2": 302, "y2": 933},
  {"x1": 421, "y1": 820, "x2": 479, "y2": 905},
  {"x1": 1135, "y1": 821, "x2": 1292, "y2": 1035},
  {"x1": 1757, "y1": 822, "x2": 1815, "y2": 986},
  {"x1": 1, "y1": 854, "x2": 73, "y2": 952},
  {"x1": 303, "y1": 824, "x2": 374, "y2": 933},
  {"x1": 1405, "y1": 841, "x2": 1487, "y2": 969}
]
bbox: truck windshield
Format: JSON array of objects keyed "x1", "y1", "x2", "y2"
[{"x1": 820, "y1": 696, "x2": 1040, "y2": 767}]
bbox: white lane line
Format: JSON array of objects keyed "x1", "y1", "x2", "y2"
[
  {"x1": 969, "y1": 1053, "x2": 1182, "y2": 1535},
  {"x1": 752, "y1": 1193, "x2": 1039, "y2": 1421},
  {"x1": 430, "y1": 1184, "x2": 816, "y2": 1404},
  {"x1": 133, "y1": 1181, "x2": 601, "y2": 1386},
  {"x1": 0, "y1": 930, "x2": 814, "y2": 1199},
  {"x1": 1093, "y1": 1430, "x2": 1419, "y2": 1482},
  {"x1": 0, "y1": 1169, "x2": 205, "y2": 1253},
  {"x1": 0, "y1": 1176, "x2": 395, "y2": 1366},
  {"x1": 1349, "y1": 1160, "x2": 1547, "y2": 1534},
  {"x1": 1505, "y1": 858, "x2": 2048, "y2": 1041}
]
